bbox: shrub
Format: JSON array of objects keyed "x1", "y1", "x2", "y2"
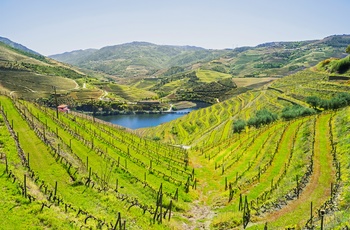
[
  {"x1": 306, "y1": 93, "x2": 350, "y2": 110},
  {"x1": 281, "y1": 105, "x2": 316, "y2": 120},
  {"x1": 306, "y1": 96, "x2": 321, "y2": 109},
  {"x1": 247, "y1": 109, "x2": 278, "y2": 128},
  {"x1": 233, "y1": 119, "x2": 246, "y2": 133}
]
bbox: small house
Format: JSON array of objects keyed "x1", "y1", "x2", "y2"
[{"x1": 58, "y1": 104, "x2": 69, "y2": 112}]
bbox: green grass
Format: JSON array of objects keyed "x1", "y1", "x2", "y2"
[
  {"x1": 195, "y1": 69, "x2": 232, "y2": 83},
  {"x1": 97, "y1": 83, "x2": 158, "y2": 101},
  {"x1": 0, "y1": 70, "x2": 77, "y2": 99}
]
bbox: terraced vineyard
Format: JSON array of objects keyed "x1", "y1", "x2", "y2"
[
  {"x1": 0, "y1": 94, "x2": 194, "y2": 229},
  {"x1": 1, "y1": 64, "x2": 350, "y2": 229},
  {"x1": 139, "y1": 85, "x2": 294, "y2": 146},
  {"x1": 1, "y1": 91, "x2": 350, "y2": 229},
  {"x1": 186, "y1": 109, "x2": 349, "y2": 229}
]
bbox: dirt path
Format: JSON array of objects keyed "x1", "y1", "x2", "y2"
[
  {"x1": 180, "y1": 152, "x2": 220, "y2": 229},
  {"x1": 262, "y1": 114, "x2": 334, "y2": 226},
  {"x1": 183, "y1": 200, "x2": 215, "y2": 230},
  {"x1": 99, "y1": 90, "x2": 109, "y2": 100},
  {"x1": 73, "y1": 80, "x2": 80, "y2": 89}
]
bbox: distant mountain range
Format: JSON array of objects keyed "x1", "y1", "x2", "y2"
[
  {"x1": 49, "y1": 35, "x2": 350, "y2": 78},
  {"x1": 49, "y1": 41, "x2": 227, "y2": 77},
  {"x1": 1, "y1": 34, "x2": 350, "y2": 103},
  {"x1": 0, "y1": 36, "x2": 41, "y2": 55}
]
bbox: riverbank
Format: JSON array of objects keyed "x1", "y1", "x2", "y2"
[
  {"x1": 93, "y1": 101, "x2": 211, "y2": 129},
  {"x1": 75, "y1": 101, "x2": 208, "y2": 116}
]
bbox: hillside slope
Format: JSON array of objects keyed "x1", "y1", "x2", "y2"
[
  {"x1": 50, "y1": 35, "x2": 350, "y2": 80},
  {"x1": 0, "y1": 36, "x2": 40, "y2": 55},
  {"x1": 139, "y1": 65, "x2": 350, "y2": 146},
  {"x1": 197, "y1": 34, "x2": 350, "y2": 78},
  {"x1": 50, "y1": 42, "x2": 227, "y2": 77}
]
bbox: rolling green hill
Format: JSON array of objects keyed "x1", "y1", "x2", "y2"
[
  {"x1": 0, "y1": 40, "x2": 157, "y2": 104},
  {"x1": 139, "y1": 66, "x2": 350, "y2": 146},
  {"x1": 0, "y1": 41, "x2": 86, "y2": 100},
  {"x1": 197, "y1": 35, "x2": 350, "y2": 78},
  {"x1": 50, "y1": 35, "x2": 350, "y2": 81},
  {"x1": 50, "y1": 42, "x2": 227, "y2": 77}
]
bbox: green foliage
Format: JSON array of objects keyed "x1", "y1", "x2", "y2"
[
  {"x1": 233, "y1": 119, "x2": 246, "y2": 133},
  {"x1": 247, "y1": 109, "x2": 278, "y2": 128},
  {"x1": 254, "y1": 62, "x2": 284, "y2": 69},
  {"x1": 346, "y1": 45, "x2": 350, "y2": 54},
  {"x1": 306, "y1": 96, "x2": 321, "y2": 108},
  {"x1": 317, "y1": 56, "x2": 350, "y2": 74},
  {"x1": 281, "y1": 105, "x2": 316, "y2": 120},
  {"x1": 211, "y1": 65, "x2": 227, "y2": 73},
  {"x1": 162, "y1": 66, "x2": 185, "y2": 76},
  {"x1": 335, "y1": 56, "x2": 350, "y2": 74},
  {"x1": 306, "y1": 93, "x2": 350, "y2": 110},
  {"x1": 21, "y1": 63, "x2": 85, "y2": 79}
]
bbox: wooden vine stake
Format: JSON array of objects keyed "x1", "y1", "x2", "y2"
[
  {"x1": 86, "y1": 156, "x2": 89, "y2": 171},
  {"x1": 238, "y1": 193, "x2": 243, "y2": 211},
  {"x1": 185, "y1": 177, "x2": 190, "y2": 193},
  {"x1": 27, "y1": 152, "x2": 30, "y2": 168},
  {"x1": 242, "y1": 196, "x2": 250, "y2": 229},
  {"x1": 23, "y1": 174, "x2": 27, "y2": 198},
  {"x1": 229, "y1": 183, "x2": 234, "y2": 202},
  {"x1": 153, "y1": 183, "x2": 163, "y2": 224},
  {"x1": 192, "y1": 178, "x2": 197, "y2": 190},
  {"x1": 173, "y1": 188, "x2": 178, "y2": 201},
  {"x1": 5, "y1": 155, "x2": 8, "y2": 174},
  {"x1": 296, "y1": 175, "x2": 299, "y2": 198},
  {"x1": 163, "y1": 200, "x2": 173, "y2": 221},
  {"x1": 113, "y1": 212, "x2": 123, "y2": 230},
  {"x1": 310, "y1": 201, "x2": 313, "y2": 226},
  {"x1": 54, "y1": 181, "x2": 58, "y2": 197},
  {"x1": 320, "y1": 209, "x2": 325, "y2": 230}
]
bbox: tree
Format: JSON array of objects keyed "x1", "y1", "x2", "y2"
[
  {"x1": 306, "y1": 96, "x2": 321, "y2": 109},
  {"x1": 247, "y1": 109, "x2": 278, "y2": 128},
  {"x1": 346, "y1": 45, "x2": 350, "y2": 54},
  {"x1": 233, "y1": 119, "x2": 246, "y2": 133}
]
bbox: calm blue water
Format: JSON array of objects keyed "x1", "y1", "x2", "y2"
[{"x1": 96, "y1": 104, "x2": 208, "y2": 129}]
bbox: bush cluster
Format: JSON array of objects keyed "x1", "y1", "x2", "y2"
[
  {"x1": 233, "y1": 105, "x2": 318, "y2": 133},
  {"x1": 306, "y1": 93, "x2": 350, "y2": 110},
  {"x1": 281, "y1": 105, "x2": 316, "y2": 120},
  {"x1": 233, "y1": 109, "x2": 278, "y2": 133},
  {"x1": 247, "y1": 109, "x2": 278, "y2": 128}
]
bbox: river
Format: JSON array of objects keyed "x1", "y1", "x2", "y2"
[{"x1": 96, "y1": 103, "x2": 209, "y2": 129}]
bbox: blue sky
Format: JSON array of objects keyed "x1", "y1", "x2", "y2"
[{"x1": 1, "y1": 0, "x2": 349, "y2": 55}]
